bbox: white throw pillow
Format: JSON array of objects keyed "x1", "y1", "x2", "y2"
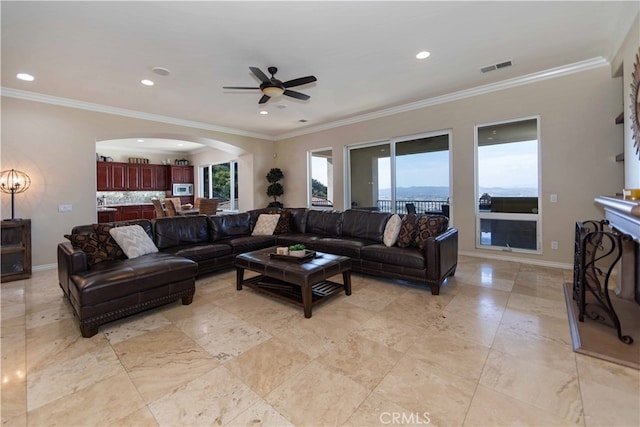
[
  {"x1": 383, "y1": 214, "x2": 402, "y2": 247},
  {"x1": 252, "y1": 214, "x2": 281, "y2": 236},
  {"x1": 108, "y1": 225, "x2": 158, "y2": 259}
]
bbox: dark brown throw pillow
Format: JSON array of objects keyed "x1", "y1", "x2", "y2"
[
  {"x1": 64, "y1": 233, "x2": 110, "y2": 266},
  {"x1": 396, "y1": 213, "x2": 418, "y2": 248},
  {"x1": 415, "y1": 215, "x2": 449, "y2": 250},
  {"x1": 92, "y1": 224, "x2": 125, "y2": 260},
  {"x1": 273, "y1": 210, "x2": 291, "y2": 234}
]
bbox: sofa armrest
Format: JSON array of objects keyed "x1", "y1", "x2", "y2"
[
  {"x1": 57, "y1": 242, "x2": 88, "y2": 296},
  {"x1": 424, "y1": 227, "x2": 458, "y2": 294}
]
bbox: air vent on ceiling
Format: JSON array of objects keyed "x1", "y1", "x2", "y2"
[{"x1": 481, "y1": 59, "x2": 513, "y2": 73}]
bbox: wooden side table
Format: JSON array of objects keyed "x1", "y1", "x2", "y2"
[{"x1": 1, "y1": 219, "x2": 32, "y2": 282}]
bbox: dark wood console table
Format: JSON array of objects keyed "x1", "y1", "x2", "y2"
[{"x1": 1, "y1": 219, "x2": 32, "y2": 283}]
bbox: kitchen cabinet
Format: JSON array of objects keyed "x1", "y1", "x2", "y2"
[
  {"x1": 119, "y1": 205, "x2": 142, "y2": 221},
  {"x1": 126, "y1": 164, "x2": 140, "y2": 190},
  {"x1": 97, "y1": 209, "x2": 116, "y2": 223},
  {"x1": 1, "y1": 219, "x2": 31, "y2": 283},
  {"x1": 141, "y1": 205, "x2": 155, "y2": 220},
  {"x1": 170, "y1": 165, "x2": 194, "y2": 184},
  {"x1": 96, "y1": 161, "x2": 126, "y2": 191},
  {"x1": 96, "y1": 162, "x2": 169, "y2": 191},
  {"x1": 155, "y1": 164, "x2": 168, "y2": 190}
]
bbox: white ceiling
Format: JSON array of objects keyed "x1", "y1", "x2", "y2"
[{"x1": 2, "y1": 1, "x2": 638, "y2": 150}]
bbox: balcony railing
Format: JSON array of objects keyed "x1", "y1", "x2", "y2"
[{"x1": 376, "y1": 199, "x2": 449, "y2": 215}]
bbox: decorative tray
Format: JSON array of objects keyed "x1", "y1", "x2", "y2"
[{"x1": 270, "y1": 250, "x2": 316, "y2": 263}]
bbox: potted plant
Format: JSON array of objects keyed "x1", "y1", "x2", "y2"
[
  {"x1": 266, "y1": 167, "x2": 284, "y2": 208},
  {"x1": 289, "y1": 244, "x2": 306, "y2": 257}
]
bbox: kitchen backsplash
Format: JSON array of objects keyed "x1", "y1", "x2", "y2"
[{"x1": 97, "y1": 191, "x2": 167, "y2": 206}]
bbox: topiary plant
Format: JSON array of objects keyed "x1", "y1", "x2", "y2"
[{"x1": 266, "y1": 167, "x2": 284, "y2": 208}]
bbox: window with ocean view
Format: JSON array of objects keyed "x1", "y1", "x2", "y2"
[
  {"x1": 347, "y1": 131, "x2": 451, "y2": 215},
  {"x1": 475, "y1": 117, "x2": 540, "y2": 252}
]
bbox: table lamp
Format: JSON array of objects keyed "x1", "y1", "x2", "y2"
[{"x1": 0, "y1": 169, "x2": 31, "y2": 220}]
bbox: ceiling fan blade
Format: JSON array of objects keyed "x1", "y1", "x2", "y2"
[
  {"x1": 249, "y1": 67, "x2": 270, "y2": 83},
  {"x1": 283, "y1": 90, "x2": 310, "y2": 101},
  {"x1": 283, "y1": 75, "x2": 317, "y2": 88},
  {"x1": 223, "y1": 86, "x2": 259, "y2": 90},
  {"x1": 258, "y1": 94, "x2": 271, "y2": 104}
]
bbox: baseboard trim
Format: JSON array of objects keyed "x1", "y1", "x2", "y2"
[{"x1": 459, "y1": 250, "x2": 572, "y2": 270}]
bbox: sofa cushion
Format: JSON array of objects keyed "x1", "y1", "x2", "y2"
[
  {"x1": 92, "y1": 224, "x2": 126, "y2": 260},
  {"x1": 109, "y1": 225, "x2": 159, "y2": 259},
  {"x1": 397, "y1": 213, "x2": 419, "y2": 248},
  {"x1": 69, "y1": 252, "x2": 197, "y2": 306},
  {"x1": 360, "y1": 244, "x2": 426, "y2": 269},
  {"x1": 64, "y1": 233, "x2": 110, "y2": 266},
  {"x1": 209, "y1": 213, "x2": 251, "y2": 241},
  {"x1": 312, "y1": 237, "x2": 375, "y2": 259},
  {"x1": 341, "y1": 210, "x2": 392, "y2": 243},
  {"x1": 252, "y1": 214, "x2": 280, "y2": 235},
  {"x1": 153, "y1": 216, "x2": 210, "y2": 249},
  {"x1": 275, "y1": 233, "x2": 320, "y2": 248},
  {"x1": 305, "y1": 210, "x2": 342, "y2": 236},
  {"x1": 221, "y1": 235, "x2": 277, "y2": 254},
  {"x1": 383, "y1": 214, "x2": 402, "y2": 247},
  {"x1": 161, "y1": 242, "x2": 232, "y2": 262},
  {"x1": 273, "y1": 210, "x2": 291, "y2": 234},
  {"x1": 286, "y1": 208, "x2": 308, "y2": 233},
  {"x1": 415, "y1": 215, "x2": 449, "y2": 250}
]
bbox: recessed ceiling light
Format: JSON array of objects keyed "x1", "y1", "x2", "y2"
[
  {"x1": 141, "y1": 79, "x2": 154, "y2": 86},
  {"x1": 416, "y1": 51, "x2": 431, "y2": 60},
  {"x1": 137, "y1": 139, "x2": 144, "y2": 142},
  {"x1": 152, "y1": 67, "x2": 171, "y2": 76},
  {"x1": 16, "y1": 73, "x2": 34, "y2": 81},
  {"x1": 259, "y1": 111, "x2": 269, "y2": 115},
  {"x1": 177, "y1": 143, "x2": 184, "y2": 147},
  {"x1": 276, "y1": 105, "x2": 287, "y2": 109}
]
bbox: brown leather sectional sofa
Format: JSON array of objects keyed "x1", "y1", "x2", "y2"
[{"x1": 58, "y1": 208, "x2": 458, "y2": 337}]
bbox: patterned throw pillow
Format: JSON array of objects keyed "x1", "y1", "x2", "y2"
[
  {"x1": 383, "y1": 214, "x2": 402, "y2": 247},
  {"x1": 396, "y1": 213, "x2": 418, "y2": 248},
  {"x1": 92, "y1": 224, "x2": 125, "y2": 260},
  {"x1": 64, "y1": 233, "x2": 110, "y2": 266},
  {"x1": 251, "y1": 214, "x2": 281, "y2": 236},
  {"x1": 414, "y1": 215, "x2": 449, "y2": 250},
  {"x1": 273, "y1": 210, "x2": 291, "y2": 234},
  {"x1": 108, "y1": 225, "x2": 159, "y2": 259}
]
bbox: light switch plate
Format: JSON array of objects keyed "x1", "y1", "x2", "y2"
[{"x1": 58, "y1": 204, "x2": 72, "y2": 212}]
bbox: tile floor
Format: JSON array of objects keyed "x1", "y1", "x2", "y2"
[{"x1": 2, "y1": 255, "x2": 639, "y2": 426}]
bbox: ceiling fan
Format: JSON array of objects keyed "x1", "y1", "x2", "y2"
[{"x1": 223, "y1": 66, "x2": 317, "y2": 104}]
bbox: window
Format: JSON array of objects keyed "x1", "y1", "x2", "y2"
[
  {"x1": 309, "y1": 149, "x2": 333, "y2": 208},
  {"x1": 475, "y1": 117, "x2": 540, "y2": 252},
  {"x1": 199, "y1": 161, "x2": 239, "y2": 211},
  {"x1": 347, "y1": 131, "x2": 450, "y2": 215}
]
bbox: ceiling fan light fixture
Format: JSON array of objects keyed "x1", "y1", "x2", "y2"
[{"x1": 262, "y1": 86, "x2": 284, "y2": 97}]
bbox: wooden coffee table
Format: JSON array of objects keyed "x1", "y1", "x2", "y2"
[{"x1": 235, "y1": 247, "x2": 351, "y2": 318}]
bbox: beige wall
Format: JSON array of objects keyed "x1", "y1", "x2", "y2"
[
  {"x1": 0, "y1": 97, "x2": 273, "y2": 267},
  {"x1": 276, "y1": 66, "x2": 625, "y2": 267}
]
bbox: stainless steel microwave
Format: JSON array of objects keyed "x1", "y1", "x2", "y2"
[{"x1": 172, "y1": 183, "x2": 193, "y2": 196}]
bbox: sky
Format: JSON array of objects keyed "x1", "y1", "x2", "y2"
[{"x1": 313, "y1": 140, "x2": 538, "y2": 190}]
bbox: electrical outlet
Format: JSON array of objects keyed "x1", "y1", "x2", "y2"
[
  {"x1": 550, "y1": 194, "x2": 558, "y2": 203},
  {"x1": 551, "y1": 241, "x2": 559, "y2": 250},
  {"x1": 58, "y1": 204, "x2": 73, "y2": 213}
]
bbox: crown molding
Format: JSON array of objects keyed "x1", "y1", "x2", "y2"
[
  {"x1": 2, "y1": 57, "x2": 608, "y2": 142},
  {"x1": 276, "y1": 57, "x2": 609, "y2": 140},
  {"x1": 0, "y1": 88, "x2": 276, "y2": 141}
]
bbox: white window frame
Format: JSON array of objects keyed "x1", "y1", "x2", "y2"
[
  {"x1": 198, "y1": 160, "x2": 239, "y2": 212},
  {"x1": 307, "y1": 148, "x2": 334, "y2": 209}
]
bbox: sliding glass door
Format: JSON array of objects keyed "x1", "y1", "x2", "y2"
[
  {"x1": 347, "y1": 131, "x2": 450, "y2": 215},
  {"x1": 199, "y1": 161, "x2": 239, "y2": 211}
]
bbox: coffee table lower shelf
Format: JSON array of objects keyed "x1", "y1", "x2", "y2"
[{"x1": 240, "y1": 274, "x2": 347, "y2": 318}]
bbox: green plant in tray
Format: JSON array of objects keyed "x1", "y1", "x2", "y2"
[{"x1": 289, "y1": 244, "x2": 305, "y2": 251}]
